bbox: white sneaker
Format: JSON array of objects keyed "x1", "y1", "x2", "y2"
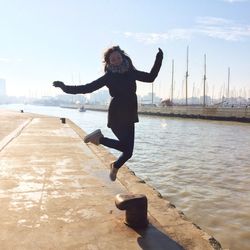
[
  {"x1": 109, "y1": 163, "x2": 118, "y2": 181},
  {"x1": 84, "y1": 129, "x2": 103, "y2": 145}
]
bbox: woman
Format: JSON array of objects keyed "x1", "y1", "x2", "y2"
[{"x1": 53, "y1": 46, "x2": 163, "y2": 181}]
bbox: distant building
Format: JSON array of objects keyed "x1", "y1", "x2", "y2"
[
  {"x1": 140, "y1": 92, "x2": 161, "y2": 105},
  {"x1": 89, "y1": 89, "x2": 110, "y2": 104},
  {"x1": 0, "y1": 79, "x2": 6, "y2": 96}
]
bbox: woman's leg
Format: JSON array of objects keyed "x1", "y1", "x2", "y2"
[
  {"x1": 99, "y1": 134, "x2": 124, "y2": 152},
  {"x1": 100, "y1": 124, "x2": 135, "y2": 169}
]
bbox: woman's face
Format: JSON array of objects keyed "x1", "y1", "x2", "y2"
[{"x1": 109, "y1": 51, "x2": 123, "y2": 66}]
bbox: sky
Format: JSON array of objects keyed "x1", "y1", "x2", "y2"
[{"x1": 0, "y1": 0, "x2": 250, "y2": 100}]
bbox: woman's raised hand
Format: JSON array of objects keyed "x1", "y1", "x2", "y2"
[
  {"x1": 53, "y1": 81, "x2": 65, "y2": 89},
  {"x1": 156, "y1": 48, "x2": 163, "y2": 60}
]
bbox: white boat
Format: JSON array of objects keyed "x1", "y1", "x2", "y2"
[{"x1": 79, "y1": 105, "x2": 86, "y2": 112}]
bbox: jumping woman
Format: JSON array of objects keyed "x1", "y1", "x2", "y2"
[{"x1": 53, "y1": 46, "x2": 163, "y2": 181}]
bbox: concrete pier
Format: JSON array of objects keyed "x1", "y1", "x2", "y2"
[{"x1": 0, "y1": 109, "x2": 223, "y2": 249}]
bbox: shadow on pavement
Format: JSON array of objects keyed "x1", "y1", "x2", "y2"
[{"x1": 135, "y1": 223, "x2": 184, "y2": 250}]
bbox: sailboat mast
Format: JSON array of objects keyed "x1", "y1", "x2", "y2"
[
  {"x1": 203, "y1": 54, "x2": 206, "y2": 107},
  {"x1": 185, "y1": 46, "x2": 189, "y2": 106},
  {"x1": 151, "y1": 83, "x2": 154, "y2": 104},
  {"x1": 227, "y1": 67, "x2": 230, "y2": 99},
  {"x1": 171, "y1": 59, "x2": 174, "y2": 103}
]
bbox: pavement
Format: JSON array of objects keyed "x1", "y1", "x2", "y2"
[{"x1": 0, "y1": 109, "x2": 223, "y2": 250}]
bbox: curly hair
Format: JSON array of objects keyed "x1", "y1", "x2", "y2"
[{"x1": 103, "y1": 46, "x2": 135, "y2": 72}]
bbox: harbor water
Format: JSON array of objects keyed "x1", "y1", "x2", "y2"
[{"x1": 1, "y1": 104, "x2": 250, "y2": 250}]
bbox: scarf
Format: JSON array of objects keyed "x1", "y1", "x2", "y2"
[{"x1": 107, "y1": 59, "x2": 130, "y2": 74}]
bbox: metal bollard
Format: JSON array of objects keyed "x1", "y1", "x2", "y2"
[
  {"x1": 115, "y1": 194, "x2": 148, "y2": 228},
  {"x1": 60, "y1": 117, "x2": 66, "y2": 124}
]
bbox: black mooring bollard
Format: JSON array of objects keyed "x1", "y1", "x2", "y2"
[
  {"x1": 115, "y1": 194, "x2": 148, "y2": 228},
  {"x1": 60, "y1": 117, "x2": 66, "y2": 124}
]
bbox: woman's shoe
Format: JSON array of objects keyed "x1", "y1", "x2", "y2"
[
  {"x1": 110, "y1": 163, "x2": 118, "y2": 181},
  {"x1": 84, "y1": 129, "x2": 104, "y2": 145}
]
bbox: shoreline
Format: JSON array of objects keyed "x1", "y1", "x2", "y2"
[{"x1": 84, "y1": 104, "x2": 250, "y2": 123}]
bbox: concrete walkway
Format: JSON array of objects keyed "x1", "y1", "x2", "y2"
[{"x1": 0, "y1": 109, "x2": 223, "y2": 250}]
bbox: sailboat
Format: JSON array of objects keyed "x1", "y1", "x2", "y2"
[{"x1": 79, "y1": 105, "x2": 86, "y2": 112}]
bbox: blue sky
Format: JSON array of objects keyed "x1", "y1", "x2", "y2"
[{"x1": 0, "y1": 0, "x2": 249, "y2": 99}]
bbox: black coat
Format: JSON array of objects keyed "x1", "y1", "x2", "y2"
[{"x1": 62, "y1": 54, "x2": 163, "y2": 128}]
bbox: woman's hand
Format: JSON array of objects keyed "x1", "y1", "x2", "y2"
[
  {"x1": 53, "y1": 81, "x2": 65, "y2": 89},
  {"x1": 156, "y1": 48, "x2": 163, "y2": 60}
]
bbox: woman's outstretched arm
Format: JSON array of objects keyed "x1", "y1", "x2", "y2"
[
  {"x1": 53, "y1": 74, "x2": 108, "y2": 94},
  {"x1": 134, "y1": 48, "x2": 163, "y2": 82}
]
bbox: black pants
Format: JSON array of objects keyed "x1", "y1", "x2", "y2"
[{"x1": 100, "y1": 124, "x2": 135, "y2": 169}]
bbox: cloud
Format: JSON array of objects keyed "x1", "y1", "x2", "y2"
[
  {"x1": 122, "y1": 17, "x2": 250, "y2": 43},
  {"x1": 0, "y1": 58, "x2": 23, "y2": 63},
  {"x1": 0, "y1": 58, "x2": 11, "y2": 63},
  {"x1": 124, "y1": 30, "x2": 193, "y2": 44},
  {"x1": 196, "y1": 16, "x2": 250, "y2": 41},
  {"x1": 196, "y1": 16, "x2": 233, "y2": 25},
  {"x1": 222, "y1": 0, "x2": 249, "y2": 3}
]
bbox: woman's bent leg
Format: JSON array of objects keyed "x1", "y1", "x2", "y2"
[
  {"x1": 111, "y1": 124, "x2": 135, "y2": 169},
  {"x1": 99, "y1": 137, "x2": 124, "y2": 152},
  {"x1": 99, "y1": 124, "x2": 135, "y2": 170}
]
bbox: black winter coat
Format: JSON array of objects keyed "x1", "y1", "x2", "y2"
[{"x1": 62, "y1": 54, "x2": 163, "y2": 128}]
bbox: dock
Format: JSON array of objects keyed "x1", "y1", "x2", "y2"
[{"x1": 0, "y1": 109, "x2": 223, "y2": 249}]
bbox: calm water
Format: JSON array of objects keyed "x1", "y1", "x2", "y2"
[{"x1": 1, "y1": 104, "x2": 250, "y2": 250}]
